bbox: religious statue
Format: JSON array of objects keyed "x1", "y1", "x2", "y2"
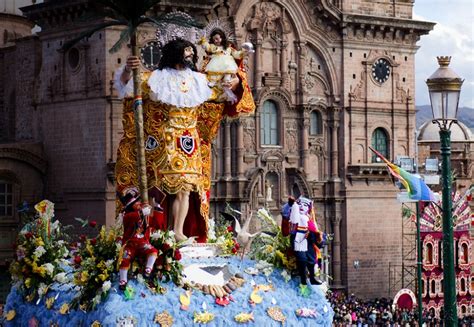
[
  {"x1": 198, "y1": 28, "x2": 253, "y2": 103},
  {"x1": 265, "y1": 181, "x2": 273, "y2": 202},
  {"x1": 114, "y1": 38, "x2": 255, "y2": 242}
]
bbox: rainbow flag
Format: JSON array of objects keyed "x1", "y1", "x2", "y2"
[{"x1": 369, "y1": 147, "x2": 437, "y2": 202}]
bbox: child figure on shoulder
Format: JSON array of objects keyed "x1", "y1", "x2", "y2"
[{"x1": 198, "y1": 28, "x2": 253, "y2": 103}]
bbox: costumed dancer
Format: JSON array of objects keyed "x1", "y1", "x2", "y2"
[
  {"x1": 114, "y1": 38, "x2": 255, "y2": 242},
  {"x1": 289, "y1": 196, "x2": 322, "y2": 293},
  {"x1": 118, "y1": 187, "x2": 161, "y2": 290},
  {"x1": 198, "y1": 28, "x2": 253, "y2": 103}
]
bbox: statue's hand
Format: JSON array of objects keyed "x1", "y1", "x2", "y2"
[
  {"x1": 222, "y1": 74, "x2": 240, "y2": 91},
  {"x1": 141, "y1": 204, "x2": 152, "y2": 217},
  {"x1": 125, "y1": 56, "x2": 141, "y2": 72}
]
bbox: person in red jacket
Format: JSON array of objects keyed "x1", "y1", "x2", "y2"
[{"x1": 118, "y1": 187, "x2": 160, "y2": 290}]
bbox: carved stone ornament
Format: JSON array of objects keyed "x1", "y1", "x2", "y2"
[{"x1": 309, "y1": 137, "x2": 326, "y2": 157}]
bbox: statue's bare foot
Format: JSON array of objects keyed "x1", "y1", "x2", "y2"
[{"x1": 175, "y1": 232, "x2": 188, "y2": 242}]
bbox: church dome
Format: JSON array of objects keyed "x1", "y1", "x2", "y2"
[{"x1": 418, "y1": 120, "x2": 473, "y2": 142}]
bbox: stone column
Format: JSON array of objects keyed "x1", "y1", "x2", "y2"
[
  {"x1": 302, "y1": 113, "x2": 309, "y2": 173},
  {"x1": 254, "y1": 36, "x2": 263, "y2": 89},
  {"x1": 236, "y1": 119, "x2": 244, "y2": 179},
  {"x1": 331, "y1": 215, "x2": 342, "y2": 287},
  {"x1": 224, "y1": 119, "x2": 232, "y2": 180},
  {"x1": 280, "y1": 40, "x2": 288, "y2": 87},
  {"x1": 331, "y1": 110, "x2": 340, "y2": 180}
]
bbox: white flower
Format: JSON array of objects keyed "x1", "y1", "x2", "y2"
[
  {"x1": 150, "y1": 231, "x2": 162, "y2": 240},
  {"x1": 262, "y1": 267, "x2": 273, "y2": 276},
  {"x1": 59, "y1": 259, "x2": 70, "y2": 266},
  {"x1": 51, "y1": 220, "x2": 60, "y2": 232},
  {"x1": 216, "y1": 236, "x2": 225, "y2": 244},
  {"x1": 42, "y1": 263, "x2": 55, "y2": 276},
  {"x1": 54, "y1": 272, "x2": 68, "y2": 283},
  {"x1": 167, "y1": 230, "x2": 175, "y2": 239},
  {"x1": 105, "y1": 259, "x2": 114, "y2": 267},
  {"x1": 207, "y1": 219, "x2": 216, "y2": 241},
  {"x1": 102, "y1": 281, "x2": 111, "y2": 293},
  {"x1": 92, "y1": 294, "x2": 101, "y2": 305},
  {"x1": 38, "y1": 283, "x2": 47, "y2": 296},
  {"x1": 34, "y1": 246, "x2": 46, "y2": 258},
  {"x1": 281, "y1": 270, "x2": 291, "y2": 283}
]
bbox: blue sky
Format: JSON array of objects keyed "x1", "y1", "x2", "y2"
[{"x1": 414, "y1": 0, "x2": 474, "y2": 108}]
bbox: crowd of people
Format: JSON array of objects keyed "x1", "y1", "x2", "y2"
[{"x1": 329, "y1": 291, "x2": 473, "y2": 326}]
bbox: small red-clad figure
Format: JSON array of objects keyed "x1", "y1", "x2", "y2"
[{"x1": 118, "y1": 187, "x2": 164, "y2": 290}]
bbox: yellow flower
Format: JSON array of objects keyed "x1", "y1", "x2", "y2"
[
  {"x1": 35, "y1": 200, "x2": 47, "y2": 214},
  {"x1": 26, "y1": 293, "x2": 35, "y2": 302},
  {"x1": 5, "y1": 309, "x2": 16, "y2": 321},
  {"x1": 91, "y1": 321, "x2": 101, "y2": 327},
  {"x1": 35, "y1": 237, "x2": 45, "y2": 247},
  {"x1": 25, "y1": 278, "x2": 32, "y2": 288},
  {"x1": 59, "y1": 303, "x2": 69, "y2": 315},
  {"x1": 98, "y1": 273, "x2": 108, "y2": 282},
  {"x1": 97, "y1": 261, "x2": 105, "y2": 270},
  {"x1": 99, "y1": 226, "x2": 106, "y2": 240},
  {"x1": 45, "y1": 296, "x2": 55, "y2": 309},
  {"x1": 33, "y1": 265, "x2": 47, "y2": 278},
  {"x1": 266, "y1": 245, "x2": 274, "y2": 253}
]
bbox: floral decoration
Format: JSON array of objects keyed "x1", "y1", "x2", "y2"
[
  {"x1": 207, "y1": 215, "x2": 240, "y2": 256},
  {"x1": 9, "y1": 200, "x2": 70, "y2": 304},
  {"x1": 148, "y1": 229, "x2": 183, "y2": 286},
  {"x1": 70, "y1": 225, "x2": 120, "y2": 311},
  {"x1": 249, "y1": 208, "x2": 296, "y2": 277}
]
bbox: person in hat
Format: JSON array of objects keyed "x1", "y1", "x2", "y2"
[
  {"x1": 118, "y1": 187, "x2": 159, "y2": 290},
  {"x1": 289, "y1": 196, "x2": 322, "y2": 291}
]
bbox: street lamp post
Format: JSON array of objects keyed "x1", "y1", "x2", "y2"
[{"x1": 426, "y1": 56, "x2": 463, "y2": 326}]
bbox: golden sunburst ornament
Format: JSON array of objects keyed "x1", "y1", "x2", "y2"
[{"x1": 154, "y1": 310, "x2": 173, "y2": 327}]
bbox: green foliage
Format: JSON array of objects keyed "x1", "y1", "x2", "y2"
[
  {"x1": 60, "y1": 2, "x2": 204, "y2": 53},
  {"x1": 249, "y1": 209, "x2": 296, "y2": 272}
]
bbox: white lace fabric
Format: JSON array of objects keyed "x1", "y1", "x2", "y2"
[{"x1": 114, "y1": 66, "x2": 212, "y2": 108}]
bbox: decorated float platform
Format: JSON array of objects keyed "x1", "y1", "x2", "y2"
[{"x1": 2, "y1": 202, "x2": 334, "y2": 326}]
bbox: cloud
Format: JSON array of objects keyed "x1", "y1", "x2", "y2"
[{"x1": 414, "y1": 5, "x2": 474, "y2": 108}]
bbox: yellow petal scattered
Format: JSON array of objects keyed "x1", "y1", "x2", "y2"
[
  {"x1": 5, "y1": 310, "x2": 16, "y2": 321},
  {"x1": 59, "y1": 303, "x2": 69, "y2": 315}
]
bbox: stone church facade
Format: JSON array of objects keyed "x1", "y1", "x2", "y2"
[{"x1": 0, "y1": 0, "x2": 435, "y2": 299}]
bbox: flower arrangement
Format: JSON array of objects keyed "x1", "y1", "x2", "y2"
[
  {"x1": 249, "y1": 208, "x2": 296, "y2": 278},
  {"x1": 148, "y1": 229, "x2": 183, "y2": 285},
  {"x1": 9, "y1": 200, "x2": 70, "y2": 303},
  {"x1": 70, "y1": 225, "x2": 120, "y2": 311},
  {"x1": 207, "y1": 214, "x2": 240, "y2": 256}
]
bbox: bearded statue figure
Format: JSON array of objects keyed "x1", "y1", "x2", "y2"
[{"x1": 114, "y1": 38, "x2": 255, "y2": 242}]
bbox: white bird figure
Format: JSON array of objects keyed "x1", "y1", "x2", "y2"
[{"x1": 232, "y1": 208, "x2": 261, "y2": 261}]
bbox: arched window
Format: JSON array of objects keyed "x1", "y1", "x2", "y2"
[
  {"x1": 461, "y1": 243, "x2": 469, "y2": 264},
  {"x1": 310, "y1": 111, "x2": 322, "y2": 135},
  {"x1": 461, "y1": 278, "x2": 466, "y2": 292},
  {"x1": 371, "y1": 128, "x2": 388, "y2": 162},
  {"x1": 260, "y1": 100, "x2": 279, "y2": 145},
  {"x1": 426, "y1": 243, "x2": 433, "y2": 264}
]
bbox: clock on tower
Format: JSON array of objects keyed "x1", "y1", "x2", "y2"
[{"x1": 371, "y1": 58, "x2": 391, "y2": 84}]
